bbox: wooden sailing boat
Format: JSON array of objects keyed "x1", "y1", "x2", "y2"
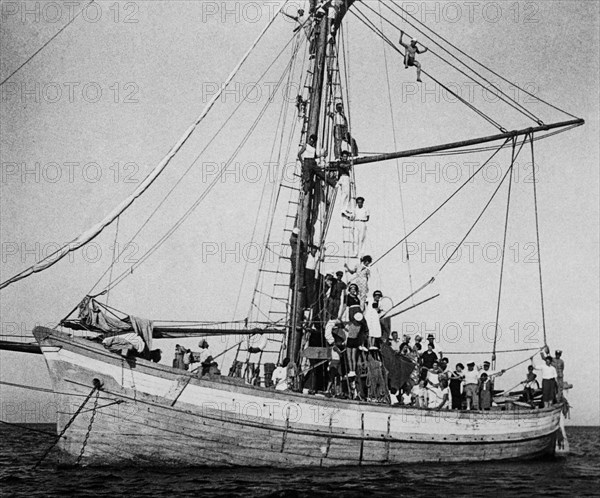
[{"x1": 1, "y1": 0, "x2": 583, "y2": 466}]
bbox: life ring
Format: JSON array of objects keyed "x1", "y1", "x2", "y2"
[
  {"x1": 247, "y1": 333, "x2": 268, "y2": 353},
  {"x1": 348, "y1": 305, "x2": 364, "y2": 324}
]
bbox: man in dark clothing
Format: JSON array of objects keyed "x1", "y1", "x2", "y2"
[
  {"x1": 421, "y1": 343, "x2": 438, "y2": 369},
  {"x1": 420, "y1": 343, "x2": 438, "y2": 381},
  {"x1": 449, "y1": 363, "x2": 464, "y2": 409},
  {"x1": 331, "y1": 270, "x2": 346, "y2": 300}
]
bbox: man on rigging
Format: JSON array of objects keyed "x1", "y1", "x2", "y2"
[
  {"x1": 398, "y1": 31, "x2": 428, "y2": 83},
  {"x1": 336, "y1": 150, "x2": 352, "y2": 217},
  {"x1": 329, "y1": 102, "x2": 348, "y2": 159},
  {"x1": 351, "y1": 197, "x2": 370, "y2": 257}
]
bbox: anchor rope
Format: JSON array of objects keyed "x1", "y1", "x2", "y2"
[
  {"x1": 33, "y1": 380, "x2": 101, "y2": 469},
  {"x1": 75, "y1": 390, "x2": 100, "y2": 464}
]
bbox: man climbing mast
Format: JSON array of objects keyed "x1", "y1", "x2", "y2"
[{"x1": 398, "y1": 30, "x2": 428, "y2": 82}]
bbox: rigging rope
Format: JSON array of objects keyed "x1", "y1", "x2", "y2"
[
  {"x1": 373, "y1": 139, "x2": 509, "y2": 266},
  {"x1": 233, "y1": 34, "x2": 303, "y2": 322},
  {"x1": 0, "y1": 0, "x2": 95, "y2": 87},
  {"x1": 0, "y1": 1, "x2": 287, "y2": 292},
  {"x1": 529, "y1": 133, "x2": 548, "y2": 346},
  {"x1": 492, "y1": 138, "x2": 517, "y2": 367},
  {"x1": 85, "y1": 29, "x2": 301, "y2": 297},
  {"x1": 340, "y1": 20, "x2": 358, "y2": 265},
  {"x1": 377, "y1": 1, "x2": 415, "y2": 302},
  {"x1": 437, "y1": 137, "x2": 528, "y2": 273},
  {"x1": 103, "y1": 43, "x2": 299, "y2": 292},
  {"x1": 351, "y1": 5, "x2": 505, "y2": 132},
  {"x1": 389, "y1": 0, "x2": 578, "y2": 120},
  {"x1": 105, "y1": 215, "x2": 120, "y2": 306},
  {"x1": 373, "y1": 0, "x2": 543, "y2": 125},
  {"x1": 249, "y1": 35, "x2": 305, "y2": 323}
]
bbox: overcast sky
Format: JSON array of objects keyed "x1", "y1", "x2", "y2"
[{"x1": 1, "y1": 1, "x2": 598, "y2": 425}]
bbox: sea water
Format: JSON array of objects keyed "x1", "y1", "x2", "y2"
[{"x1": 0, "y1": 425, "x2": 598, "y2": 497}]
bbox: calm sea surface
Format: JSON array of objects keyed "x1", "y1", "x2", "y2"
[{"x1": 0, "y1": 425, "x2": 598, "y2": 497}]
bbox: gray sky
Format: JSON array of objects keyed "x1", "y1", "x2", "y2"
[{"x1": 1, "y1": 1, "x2": 598, "y2": 425}]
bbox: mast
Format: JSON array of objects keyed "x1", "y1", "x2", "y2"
[{"x1": 287, "y1": 0, "x2": 355, "y2": 365}]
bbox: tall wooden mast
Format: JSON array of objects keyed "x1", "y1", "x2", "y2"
[{"x1": 287, "y1": 0, "x2": 355, "y2": 365}]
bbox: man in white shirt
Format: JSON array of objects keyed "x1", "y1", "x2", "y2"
[
  {"x1": 190, "y1": 339, "x2": 214, "y2": 376},
  {"x1": 389, "y1": 331, "x2": 402, "y2": 352},
  {"x1": 463, "y1": 362, "x2": 479, "y2": 410},
  {"x1": 273, "y1": 358, "x2": 290, "y2": 391},
  {"x1": 352, "y1": 196, "x2": 370, "y2": 257},
  {"x1": 533, "y1": 355, "x2": 558, "y2": 407}
]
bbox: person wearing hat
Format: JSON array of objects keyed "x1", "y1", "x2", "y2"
[
  {"x1": 478, "y1": 360, "x2": 505, "y2": 392},
  {"x1": 365, "y1": 290, "x2": 384, "y2": 349},
  {"x1": 398, "y1": 30, "x2": 428, "y2": 82},
  {"x1": 541, "y1": 347, "x2": 565, "y2": 401},
  {"x1": 350, "y1": 197, "x2": 370, "y2": 257},
  {"x1": 533, "y1": 353, "x2": 558, "y2": 407},
  {"x1": 337, "y1": 283, "x2": 366, "y2": 383},
  {"x1": 463, "y1": 362, "x2": 479, "y2": 410},
  {"x1": 554, "y1": 350, "x2": 565, "y2": 401}
]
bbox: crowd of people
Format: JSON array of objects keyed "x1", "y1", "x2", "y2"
[
  {"x1": 168, "y1": 331, "x2": 564, "y2": 413},
  {"x1": 386, "y1": 333, "x2": 506, "y2": 410}
]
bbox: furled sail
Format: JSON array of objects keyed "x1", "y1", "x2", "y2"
[{"x1": 0, "y1": 2, "x2": 286, "y2": 291}]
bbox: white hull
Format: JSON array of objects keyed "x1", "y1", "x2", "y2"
[{"x1": 35, "y1": 328, "x2": 560, "y2": 467}]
